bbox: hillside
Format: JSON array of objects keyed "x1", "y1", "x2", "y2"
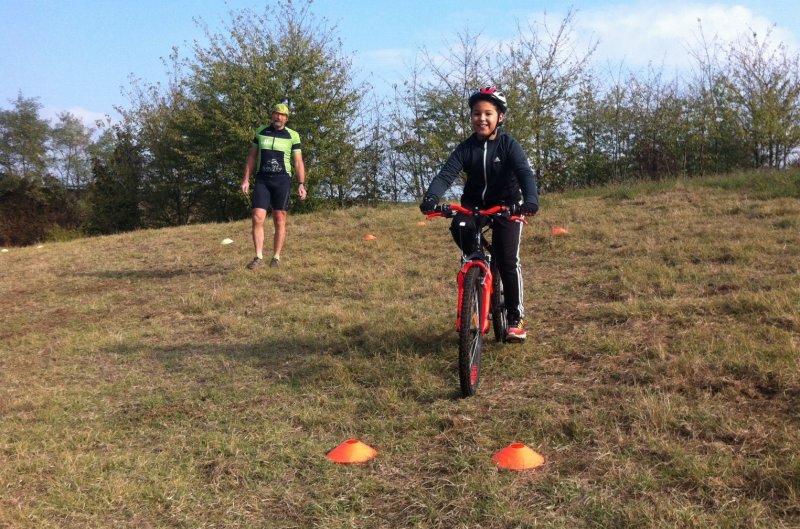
[{"x1": 1, "y1": 171, "x2": 799, "y2": 528}]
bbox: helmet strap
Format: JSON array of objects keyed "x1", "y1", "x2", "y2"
[{"x1": 489, "y1": 113, "x2": 505, "y2": 138}]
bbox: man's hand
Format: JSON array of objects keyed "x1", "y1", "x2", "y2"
[
  {"x1": 240, "y1": 180, "x2": 250, "y2": 195},
  {"x1": 298, "y1": 183, "x2": 307, "y2": 200},
  {"x1": 420, "y1": 195, "x2": 438, "y2": 214}
]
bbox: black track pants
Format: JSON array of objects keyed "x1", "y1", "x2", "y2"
[{"x1": 450, "y1": 213, "x2": 525, "y2": 322}]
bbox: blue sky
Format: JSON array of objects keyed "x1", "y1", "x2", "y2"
[{"x1": 2, "y1": 0, "x2": 799, "y2": 127}]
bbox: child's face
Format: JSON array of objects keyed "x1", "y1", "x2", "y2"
[{"x1": 471, "y1": 100, "x2": 503, "y2": 139}]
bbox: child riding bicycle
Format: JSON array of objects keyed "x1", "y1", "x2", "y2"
[{"x1": 420, "y1": 86, "x2": 539, "y2": 342}]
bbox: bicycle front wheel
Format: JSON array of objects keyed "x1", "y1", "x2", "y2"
[{"x1": 458, "y1": 266, "x2": 483, "y2": 397}]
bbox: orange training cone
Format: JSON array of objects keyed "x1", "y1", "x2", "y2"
[
  {"x1": 551, "y1": 226, "x2": 569, "y2": 236},
  {"x1": 364, "y1": 234, "x2": 377, "y2": 241},
  {"x1": 492, "y1": 443, "x2": 545, "y2": 471},
  {"x1": 416, "y1": 221, "x2": 427, "y2": 226},
  {"x1": 326, "y1": 439, "x2": 378, "y2": 464}
]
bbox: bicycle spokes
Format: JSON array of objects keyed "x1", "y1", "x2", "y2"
[{"x1": 459, "y1": 267, "x2": 483, "y2": 397}]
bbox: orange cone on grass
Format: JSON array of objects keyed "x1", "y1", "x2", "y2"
[
  {"x1": 551, "y1": 226, "x2": 569, "y2": 236},
  {"x1": 364, "y1": 234, "x2": 377, "y2": 241},
  {"x1": 326, "y1": 439, "x2": 377, "y2": 464},
  {"x1": 492, "y1": 443, "x2": 545, "y2": 471}
]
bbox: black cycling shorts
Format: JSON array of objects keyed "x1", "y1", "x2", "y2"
[{"x1": 252, "y1": 175, "x2": 291, "y2": 211}]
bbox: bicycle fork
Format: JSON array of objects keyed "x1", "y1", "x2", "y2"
[{"x1": 456, "y1": 260, "x2": 494, "y2": 334}]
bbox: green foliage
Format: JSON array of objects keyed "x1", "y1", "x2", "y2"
[
  {"x1": 0, "y1": 173, "x2": 43, "y2": 245},
  {"x1": 49, "y1": 111, "x2": 95, "y2": 188},
  {"x1": 382, "y1": 28, "x2": 496, "y2": 201},
  {"x1": 85, "y1": 130, "x2": 142, "y2": 235},
  {"x1": 503, "y1": 9, "x2": 595, "y2": 191},
  {"x1": 0, "y1": 95, "x2": 114, "y2": 245},
  {"x1": 724, "y1": 29, "x2": 800, "y2": 168},
  {"x1": 7, "y1": 3, "x2": 800, "y2": 235},
  {"x1": 0, "y1": 93, "x2": 50, "y2": 181},
  {"x1": 44, "y1": 224, "x2": 86, "y2": 242},
  {"x1": 0, "y1": 172, "x2": 82, "y2": 246},
  {"x1": 122, "y1": 0, "x2": 364, "y2": 221}
]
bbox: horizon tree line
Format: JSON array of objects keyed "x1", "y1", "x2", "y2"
[{"x1": 2, "y1": 0, "x2": 799, "y2": 246}]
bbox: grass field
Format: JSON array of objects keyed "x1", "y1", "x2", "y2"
[{"x1": 1, "y1": 170, "x2": 799, "y2": 528}]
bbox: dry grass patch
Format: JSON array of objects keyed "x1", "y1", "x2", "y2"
[{"x1": 2, "y1": 171, "x2": 799, "y2": 528}]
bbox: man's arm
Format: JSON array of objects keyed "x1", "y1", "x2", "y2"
[
  {"x1": 241, "y1": 147, "x2": 257, "y2": 194},
  {"x1": 293, "y1": 150, "x2": 307, "y2": 201}
]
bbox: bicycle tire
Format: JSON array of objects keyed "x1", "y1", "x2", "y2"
[
  {"x1": 458, "y1": 266, "x2": 483, "y2": 397},
  {"x1": 491, "y1": 271, "x2": 508, "y2": 343}
]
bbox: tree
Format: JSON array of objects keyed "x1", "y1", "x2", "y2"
[
  {"x1": 125, "y1": 77, "x2": 199, "y2": 227},
  {"x1": 350, "y1": 95, "x2": 390, "y2": 204},
  {"x1": 386, "y1": 63, "x2": 438, "y2": 201},
  {"x1": 85, "y1": 129, "x2": 142, "y2": 235},
  {"x1": 123, "y1": 0, "x2": 364, "y2": 221},
  {"x1": 0, "y1": 93, "x2": 50, "y2": 181},
  {"x1": 624, "y1": 66, "x2": 686, "y2": 179},
  {"x1": 0, "y1": 95, "x2": 87, "y2": 245},
  {"x1": 570, "y1": 74, "x2": 614, "y2": 187},
  {"x1": 724, "y1": 28, "x2": 800, "y2": 168},
  {"x1": 388, "y1": 30, "x2": 496, "y2": 201},
  {"x1": 419, "y1": 28, "x2": 492, "y2": 152},
  {"x1": 502, "y1": 9, "x2": 596, "y2": 190},
  {"x1": 180, "y1": 0, "x2": 366, "y2": 214},
  {"x1": 49, "y1": 111, "x2": 95, "y2": 188},
  {"x1": 0, "y1": 173, "x2": 45, "y2": 246}
]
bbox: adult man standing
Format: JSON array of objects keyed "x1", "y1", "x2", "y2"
[{"x1": 241, "y1": 103, "x2": 307, "y2": 269}]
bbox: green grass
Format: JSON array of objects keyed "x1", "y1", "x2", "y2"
[
  {"x1": 695, "y1": 169, "x2": 800, "y2": 199},
  {"x1": 2, "y1": 170, "x2": 799, "y2": 528}
]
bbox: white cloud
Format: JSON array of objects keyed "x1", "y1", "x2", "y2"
[{"x1": 575, "y1": 3, "x2": 797, "y2": 73}]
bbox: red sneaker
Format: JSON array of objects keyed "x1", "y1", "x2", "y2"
[{"x1": 506, "y1": 319, "x2": 527, "y2": 343}]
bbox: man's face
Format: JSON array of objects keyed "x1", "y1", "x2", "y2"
[{"x1": 272, "y1": 111, "x2": 288, "y2": 129}]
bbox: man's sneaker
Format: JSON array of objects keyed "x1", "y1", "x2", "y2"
[
  {"x1": 269, "y1": 257, "x2": 280, "y2": 267},
  {"x1": 506, "y1": 319, "x2": 527, "y2": 342},
  {"x1": 246, "y1": 257, "x2": 264, "y2": 270}
]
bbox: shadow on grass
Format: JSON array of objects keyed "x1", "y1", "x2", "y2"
[
  {"x1": 74, "y1": 267, "x2": 228, "y2": 280},
  {"x1": 105, "y1": 322, "x2": 466, "y2": 402}
]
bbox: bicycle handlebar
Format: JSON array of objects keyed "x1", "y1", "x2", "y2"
[{"x1": 425, "y1": 203, "x2": 527, "y2": 224}]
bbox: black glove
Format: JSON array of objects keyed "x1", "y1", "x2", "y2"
[
  {"x1": 520, "y1": 201, "x2": 538, "y2": 215},
  {"x1": 420, "y1": 195, "x2": 438, "y2": 214}
]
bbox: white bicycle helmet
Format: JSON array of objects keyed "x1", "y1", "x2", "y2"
[{"x1": 468, "y1": 86, "x2": 508, "y2": 113}]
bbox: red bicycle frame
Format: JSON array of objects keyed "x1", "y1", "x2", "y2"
[
  {"x1": 427, "y1": 204, "x2": 523, "y2": 336},
  {"x1": 456, "y1": 259, "x2": 493, "y2": 334}
]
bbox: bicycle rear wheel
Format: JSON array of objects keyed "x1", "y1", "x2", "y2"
[
  {"x1": 458, "y1": 266, "x2": 483, "y2": 397},
  {"x1": 491, "y1": 271, "x2": 508, "y2": 342}
]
